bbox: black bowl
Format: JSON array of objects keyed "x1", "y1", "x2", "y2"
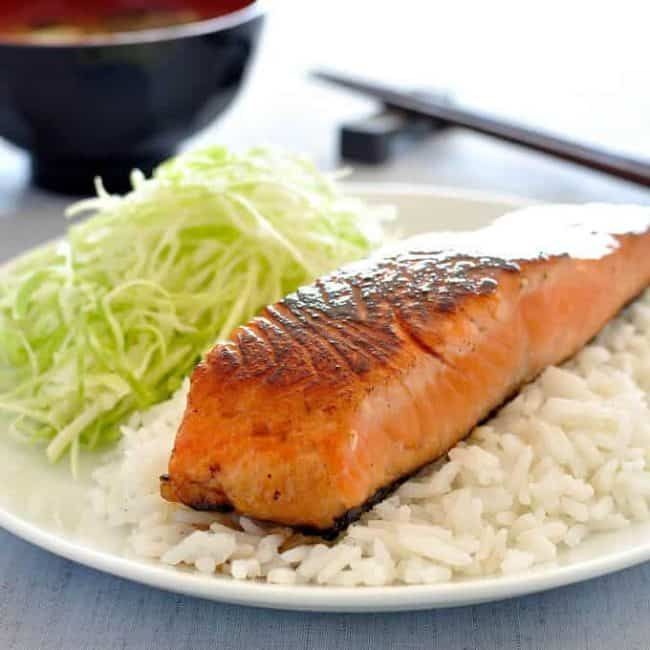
[{"x1": 0, "y1": 2, "x2": 264, "y2": 194}]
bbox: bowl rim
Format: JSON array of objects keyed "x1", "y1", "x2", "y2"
[{"x1": 0, "y1": 0, "x2": 265, "y2": 49}]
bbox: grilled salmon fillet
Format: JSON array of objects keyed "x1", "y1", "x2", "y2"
[{"x1": 161, "y1": 205, "x2": 650, "y2": 532}]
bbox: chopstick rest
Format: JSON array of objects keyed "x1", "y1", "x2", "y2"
[{"x1": 340, "y1": 107, "x2": 446, "y2": 164}]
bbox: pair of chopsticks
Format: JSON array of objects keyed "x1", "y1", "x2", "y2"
[{"x1": 313, "y1": 70, "x2": 650, "y2": 188}]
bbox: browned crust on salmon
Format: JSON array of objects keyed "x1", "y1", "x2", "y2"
[{"x1": 206, "y1": 251, "x2": 518, "y2": 387}]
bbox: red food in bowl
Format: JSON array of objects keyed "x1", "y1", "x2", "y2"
[{"x1": 0, "y1": 0, "x2": 254, "y2": 41}]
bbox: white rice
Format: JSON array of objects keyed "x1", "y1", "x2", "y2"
[{"x1": 90, "y1": 290, "x2": 650, "y2": 586}]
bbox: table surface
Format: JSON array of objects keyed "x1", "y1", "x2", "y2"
[{"x1": 2, "y1": 2, "x2": 650, "y2": 648}]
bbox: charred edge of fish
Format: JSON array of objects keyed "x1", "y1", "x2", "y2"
[
  {"x1": 159, "y1": 474, "x2": 235, "y2": 513},
  {"x1": 295, "y1": 471, "x2": 420, "y2": 541},
  {"x1": 188, "y1": 502, "x2": 235, "y2": 514}
]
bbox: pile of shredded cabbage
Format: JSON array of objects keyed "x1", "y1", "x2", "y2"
[{"x1": 0, "y1": 146, "x2": 387, "y2": 470}]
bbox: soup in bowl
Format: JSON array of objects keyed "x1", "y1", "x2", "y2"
[{"x1": 0, "y1": 0, "x2": 255, "y2": 42}]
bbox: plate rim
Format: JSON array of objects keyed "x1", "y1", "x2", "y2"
[
  {"x1": 4, "y1": 493, "x2": 650, "y2": 613},
  {"x1": 2, "y1": 182, "x2": 649, "y2": 613}
]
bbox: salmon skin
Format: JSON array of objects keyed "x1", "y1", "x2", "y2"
[{"x1": 161, "y1": 205, "x2": 650, "y2": 533}]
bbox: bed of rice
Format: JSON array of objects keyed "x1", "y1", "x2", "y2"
[{"x1": 90, "y1": 290, "x2": 650, "y2": 587}]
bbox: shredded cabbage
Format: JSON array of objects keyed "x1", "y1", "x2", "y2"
[{"x1": 0, "y1": 146, "x2": 387, "y2": 469}]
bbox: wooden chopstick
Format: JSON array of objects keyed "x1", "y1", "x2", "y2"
[{"x1": 313, "y1": 70, "x2": 650, "y2": 188}]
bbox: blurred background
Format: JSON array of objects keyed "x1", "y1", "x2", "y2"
[
  {"x1": 1, "y1": 0, "x2": 650, "y2": 256},
  {"x1": 190, "y1": 0, "x2": 650, "y2": 202}
]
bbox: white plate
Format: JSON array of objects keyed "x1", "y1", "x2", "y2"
[{"x1": 2, "y1": 184, "x2": 650, "y2": 613}]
